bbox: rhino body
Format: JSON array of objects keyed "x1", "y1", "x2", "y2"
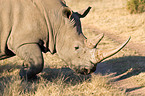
[{"x1": 0, "y1": 0, "x2": 130, "y2": 79}]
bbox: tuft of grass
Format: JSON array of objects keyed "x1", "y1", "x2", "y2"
[
  {"x1": 2, "y1": 74, "x2": 126, "y2": 96},
  {"x1": 127, "y1": 0, "x2": 145, "y2": 13}
]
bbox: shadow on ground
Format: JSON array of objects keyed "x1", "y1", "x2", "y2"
[
  {"x1": 95, "y1": 56, "x2": 145, "y2": 80},
  {"x1": 41, "y1": 67, "x2": 91, "y2": 85},
  {"x1": 0, "y1": 63, "x2": 21, "y2": 95},
  {"x1": 0, "y1": 63, "x2": 21, "y2": 73},
  {"x1": 41, "y1": 56, "x2": 145, "y2": 85},
  {"x1": 95, "y1": 56, "x2": 145, "y2": 94},
  {"x1": 1, "y1": 56, "x2": 144, "y2": 85},
  {"x1": 1, "y1": 56, "x2": 144, "y2": 95}
]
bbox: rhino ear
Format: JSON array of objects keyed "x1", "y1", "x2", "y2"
[
  {"x1": 62, "y1": 7, "x2": 72, "y2": 19},
  {"x1": 61, "y1": 0, "x2": 66, "y2": 5},
  {"x1": 77, "y1": 6, "x2": 91, "y2": 18}
]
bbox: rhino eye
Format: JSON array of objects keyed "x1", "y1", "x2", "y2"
[{"x1": 74, "y1": 46, "x2": 79, "y2": 50}]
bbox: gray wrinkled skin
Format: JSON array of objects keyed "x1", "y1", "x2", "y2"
[{"x1": 0, "y1": 0, "x2": 130, "y2": 80}]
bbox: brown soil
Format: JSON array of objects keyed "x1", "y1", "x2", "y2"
[{"x1": 85, "y1": 24, "x2": 145, "y2": 95}]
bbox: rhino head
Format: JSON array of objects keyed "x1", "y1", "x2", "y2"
[{"x1": 56, "y1": 6, "x2": 131, "y2": 75}]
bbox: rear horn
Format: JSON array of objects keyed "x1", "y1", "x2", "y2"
[
  {"x1": 84, "y1": 33, "x2": 104, "y2": 49},
  {"x1": 94, "y1": 36, "x2": 131, "y2": 64}
]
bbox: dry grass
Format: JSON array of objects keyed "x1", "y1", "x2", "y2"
[
  {"x1": 2, "y1": 74, "x2": 126, "y2": 96},
  {"x1": 0, "y1": 0, "x2": 145, "y2": 95},
  {"x1": 0, "y1": 50, "x2": 128, "y2": 96}
]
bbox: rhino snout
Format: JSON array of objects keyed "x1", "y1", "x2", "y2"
[{"x1": 75, "y1": 64, "x2": 96, "y2": 75}]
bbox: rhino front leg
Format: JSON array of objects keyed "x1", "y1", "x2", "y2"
[{"x1": 16, "y1": 44, "x2": 44, "y2": 80}]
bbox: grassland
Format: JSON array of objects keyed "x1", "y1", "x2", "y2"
[{"x1": 0, "y1": 0, "x2": 145, "y2": 95}]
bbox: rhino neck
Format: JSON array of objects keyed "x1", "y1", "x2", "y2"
[
  {"x1": 35, "y1": 0, "x2": 86, "y2": 56},
  {"x1": 35, "y1": 0, "x2": 64, "y2": 54},
  {"x1": 45, "y1": 7, "x2": 66, "y2": 54}
]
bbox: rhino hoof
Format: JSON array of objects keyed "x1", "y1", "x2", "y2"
[{"x1": 19, "y1": 68, "x2": 38, "y2": 81}]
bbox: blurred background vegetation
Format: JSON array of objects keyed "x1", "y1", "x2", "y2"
[{"x1": 127, "y1": 0, "x2": 145, "y2": 13}]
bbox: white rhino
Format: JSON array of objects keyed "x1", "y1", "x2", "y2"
[{"x1": 0, "y1": 0, "x2": 130, "y2": 79}]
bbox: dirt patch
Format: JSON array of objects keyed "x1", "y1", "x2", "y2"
[{"x1": 113, "y1": 78, "x2": 145, "y2": 95}]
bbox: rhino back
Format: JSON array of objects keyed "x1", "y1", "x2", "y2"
[{"x1": 2, "y1": 0, "x2": 49, "y2": 54}]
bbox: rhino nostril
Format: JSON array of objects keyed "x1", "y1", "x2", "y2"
[{"x1": 91, "y1": 66, "x2": 96, "y2": 72}]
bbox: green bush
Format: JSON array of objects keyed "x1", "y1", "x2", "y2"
[{"x1": 127, "y1": 0, "x2": 145, "y2": 13}]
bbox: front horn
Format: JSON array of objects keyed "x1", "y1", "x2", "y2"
[{"x1": 92, "y1": 36, "x2": 131, "y2": 64}]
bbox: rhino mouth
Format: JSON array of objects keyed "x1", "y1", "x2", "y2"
[{"x1": 75, "y1": 65, "x2": 96, "y2": 75}]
